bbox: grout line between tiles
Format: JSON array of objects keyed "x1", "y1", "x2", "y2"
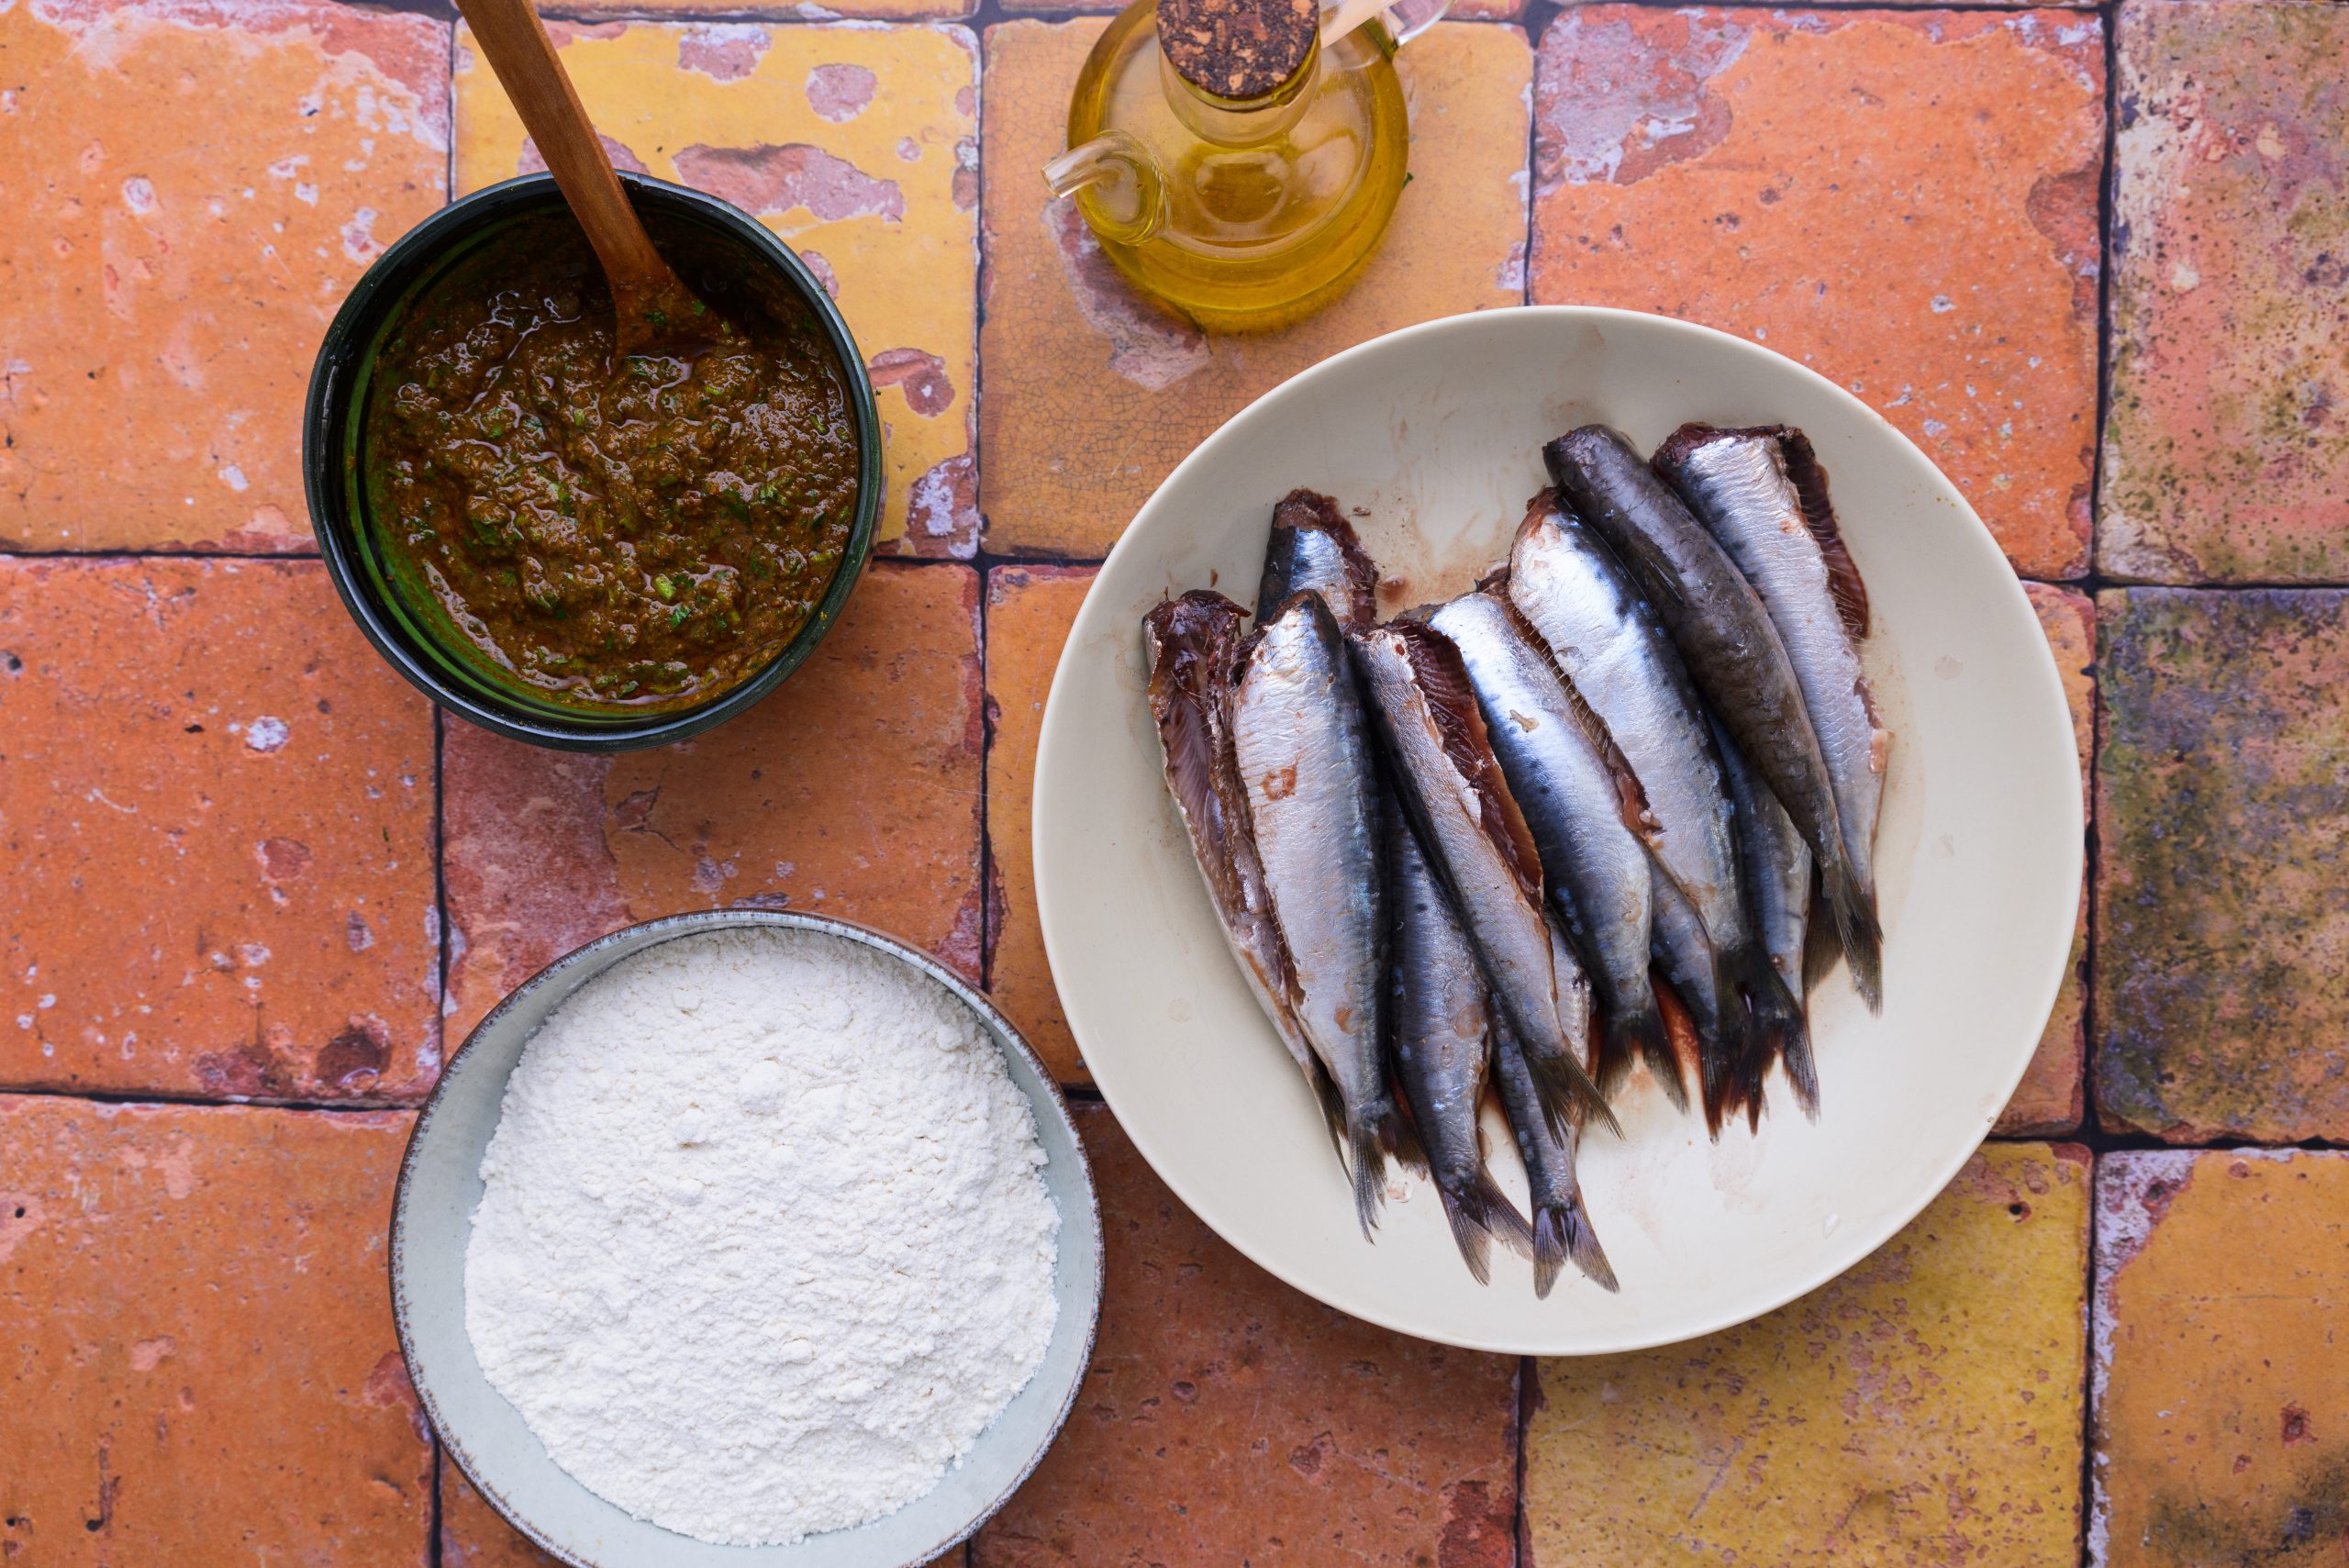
[{"x1": 2076, "y1": 11, "x2": 2119, "y2": 1561}]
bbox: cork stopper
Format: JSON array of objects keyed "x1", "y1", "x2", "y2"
[{"x1": 1157, "y1": 0, "x2": 1318, "y2": 101}]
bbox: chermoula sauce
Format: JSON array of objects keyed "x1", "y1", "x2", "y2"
[{"x1": 362, "y1": 213, "x2": 861, "y2": 709}]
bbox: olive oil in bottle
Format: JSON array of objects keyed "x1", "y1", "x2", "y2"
[{"x1": 1045, "y1": 0, "x2": 1449, "y2": 332}]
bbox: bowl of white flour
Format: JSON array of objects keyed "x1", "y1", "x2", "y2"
[{"x1": 391, "y1": 911, "x2": 1102, "y2": 1566}]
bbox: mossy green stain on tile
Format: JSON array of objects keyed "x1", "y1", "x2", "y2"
[
  {"x1": 2094, "y1": 589, "x2": 2349, "y2": 1140},
  {"x1": 2099, "y1": 0, "x2": 2349, "y2": 584}
]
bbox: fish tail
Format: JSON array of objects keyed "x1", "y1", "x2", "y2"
[
  {"x1": 1388, "y1": 1091, "x2": 1429, "y2": 1176},
  {"x1": 1531, "y1": 1195, "x2": 1619, "y2": 1299},
  {"x1": 1726, "y1": 941, "x2": 1813, "y2": 1122},
  {"x1": 1822, "y1": 853, "x2": 1885, "y2": 1013},
  {"x1": 1528, "y1": 1047, "x2": 1623, "y2": 1142},
  {"x1": 1345, "y1": 1098, "x2": 1411, "y2": 1241},
  {"x1": 1309, "y1": 1061, "x2": 1351, "y2": 1166},
  {"x1": 1604, "y1": 994, "x2": 1685, "y2": 1112},
  {"x1": 1687, "y1": 960, "x2": 1745, "y2": 1137},
  {"x1": 1436, "y1": 1169, "x2": 1533, "y2": 1287}
]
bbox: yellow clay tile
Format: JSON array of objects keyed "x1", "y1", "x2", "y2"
[
  {"x1": 1526, "y1": 1142, "x2": 2090, "y2": 1566},
  {"x1": 455, "y1": 20, "x2": 980, "y2": 556},
  {"x1": 2093, "y1": 1151, "x2": 2349, "y2": 1568}
]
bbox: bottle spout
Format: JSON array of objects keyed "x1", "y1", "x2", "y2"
[
  {"x1": 1319, "y1": 0, "x2": 1450, "y2": 50},
  {"x1": 1042, "y1": 130, "x2": 1168, "y2": 247}
]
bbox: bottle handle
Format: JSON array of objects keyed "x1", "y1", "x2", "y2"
[
  {"x1": 1319, "y1": 0, "x2": 1450, "y2": 50},
  {"x1": 1041, "y1": 129, "x2": 1169, "y2": 247}
]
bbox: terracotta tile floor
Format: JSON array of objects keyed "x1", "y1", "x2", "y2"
[{"x1": 1, "y1": 0, "x2": 2341, "y2": 1560}]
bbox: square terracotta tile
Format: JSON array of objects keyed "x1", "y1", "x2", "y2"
[
  {"x1": 2093, "y1": 1151, "x2": 2349, "y2": 1568},
  {"x1": 2095, "y1": 589, "x2": 2349, "y2": 1142},
  {"x1": 0, "y1": 1096, "x2": 428, "y2": 1564},
  {"x1": 455, "y1": 20, "x2": 980, "y2": 557},
  {"x1": 0, "y1": 0, "x2": 450, "y2": 552},
  {"x1": 1526, "y1": 1141, "x2": 2090, "y2": 1566},
  {"x1": 979, "y1": 18, "x2": 1531, "y2": 559},
  {"x1": 1530, "y1": 7, "x2": 2103, "y2": 580},
  {"x1": 2100, "y1": 0, "x2": 2349, "y2": 583},
  {"x1": 974, "y1": 1104, "x2": 1518, "y2": 1568},
  {"x1": 1998, "y1": 581, "x2": 2092, "y2": 1135},
  {"x1": 442, "y1": 562, "x2": 983, "y2": 1037},
  {"x1": 0, "y1": 559, "x2": 440, "y2": 1104},
  {"x1": 983, "y1": 565, "x2": 1094, "y2": 1084}
]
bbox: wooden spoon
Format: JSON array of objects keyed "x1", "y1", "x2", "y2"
[{"x1": 456, "y1": 0, "x2": 709, "y2": 359}]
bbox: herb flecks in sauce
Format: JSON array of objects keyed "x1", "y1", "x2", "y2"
[{"x1": 363, "y1": 214, "x2": 860, "y2": 710}]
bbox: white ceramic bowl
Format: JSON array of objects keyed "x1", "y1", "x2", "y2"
[
  {"x1": 1031, "y1": 306, "x2": 2079, "y2": 1355},
  {"x1": 391, "y1": 911, "x2": 1103, "y2": 1566}
]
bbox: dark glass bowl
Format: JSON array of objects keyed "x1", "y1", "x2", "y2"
[{"x1": 303, "y1": 173, "x2": 881, "y2": 752}]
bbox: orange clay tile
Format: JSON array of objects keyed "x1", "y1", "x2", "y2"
[
  {"x1": 979, "y1": 19, "x2": 1530, "y2": 559},
  {"x1": 2099, "y1": 1, "x2": 2349, "y2": 583},
  {"x1": 2094, "y1": 589, "x2": 2349, "y2": 1142},
  {"x1": 0, "y1": 1097, "x2": 428, "y2": 1563},
  {"x1": 1525, "y1": 1140, "x2": 2090, "y2": 1566},
  {"x1": 441, "y1": 562, "x2": 984, "y2": 1038},
  {"x1": 2093, "y1": 1151, "x2": 2349, "y2": 1567},
  {"x1": 1531, "y1": 8, "x2": 2103, "y2": 580},
  {"x1": 0, "y1": 0, "x2": 449, "y2": 553},
  {"x1": 975, "y1": 1104, "x2": 1518, "y2": 1568},
  {"x1": 1998, "y1": 582, "x2": 2091, "y2": 1134},
  {"x1": 0, "y1": 559, "x2": 440, "y2": 1103},
  {"x1": 983, "y1": 565, "x2": 1096, "y2": 1084},
  {"x1": 454, "y1": 20, "x2": 980, "y2": 558}
]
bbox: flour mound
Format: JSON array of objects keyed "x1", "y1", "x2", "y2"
[{"x1": 464, "y1": 928, "x2": 1060, "y2": 1547}]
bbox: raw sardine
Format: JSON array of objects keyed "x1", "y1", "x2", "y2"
[
  {"x1": 1505, "y1": 493, "x2": 1798, "y2": 1129},
  {"x1": 1656, "y1": 424, "x2": 1887, "y2": 1012},
  {"x1": 1386, "y1": 808, "x2": 1531, "y2": 1284},
  {"x1": 1350, "y1": 619, "x2": 1618, "y2": 1139},
  {"x1": 1257, "y1": 488, "x2": 1379, "y2": 630},
  {"x1": 1544, "y1": 425, "x2": 1882, "y2": 1010},
  {"x1": 1428, "y1": 588, "x2": 1675, "y2": 1106},
  {"x1": 1231, "y1": 592, "x2": 1408, "y2": 1238},
  {"x1": 1712, "y1": 713, "x2": 1818, "y2": 1118},
  {"x1": 1143, "y1": 592, "x2": 1348, "y2": 1147},
  {"x1": 1492, "y1": 1013, "x2": 1617, "y2": 1296}
]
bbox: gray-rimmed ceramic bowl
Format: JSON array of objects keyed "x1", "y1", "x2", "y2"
[{"x1": 391, "y1": 911, "x2": 1102, "y2": 1567}]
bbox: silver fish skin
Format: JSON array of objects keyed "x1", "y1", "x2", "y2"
[
  {"x1": 1231, "y1": 591, "x2": 1405, "y2": 1239},
  {"x1": 1506, "y1": 494, "x2": 1758, "y2": 1125},
  {"x1": 1657, "y1": 424, "x2": 1887, "y2": 1012},
  {"x1": 1428, "y1": 589, "x2": 1677, "y2": 1107},
  {"x1": 1544, "y1": 425, "x2": 1881, "y2": 1013},
  {"x1": 1256, "y1": 488, "x2": 1380, "y2": 630},
  {"x1": 1144, "y1": 593, "x2": 1348, "y2": 1147},
  {"x1": 1491, "y1": 1014, "x2": 1617, "y2": 1296},
  {"x1": 1350, "y1": 619, "x2": 1617, "y2": 1140},
  {"x1": 1386, "y1": 811, "x2": 1531, "y2": 1284},
  {"x1": 1712, "y1": 713, "x2": 1818, "y2": 1118}
]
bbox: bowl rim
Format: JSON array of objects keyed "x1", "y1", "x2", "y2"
[
  {"x1": 304, "y1": 172, "x2": 884, "y2": 753},
  {"x1": 389, "y1": 908, "x2": 1104, "y2": 1566},
  {"x1": 1030, "y1": 303, "x2": 2084, "y2": 1356}
]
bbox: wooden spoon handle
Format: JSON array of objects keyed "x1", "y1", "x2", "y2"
[{"x1": 457, "y1": 0, "x2": 687, "y2": 352}]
